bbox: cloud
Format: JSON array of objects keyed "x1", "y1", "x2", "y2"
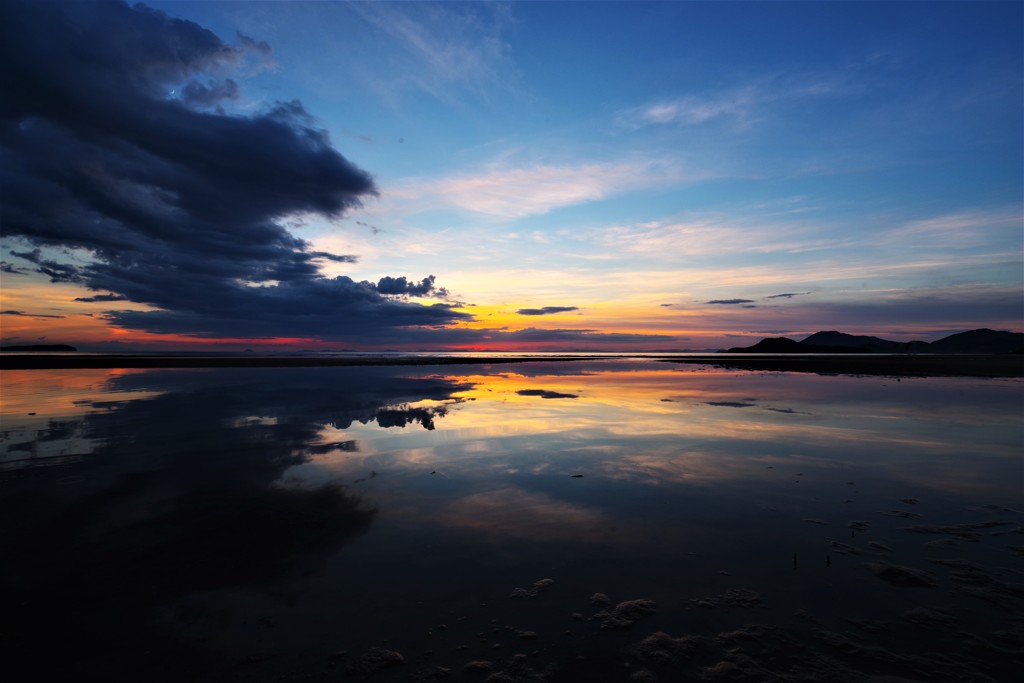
[
  {"x1": 9, "y1": 249, "x2": 84, "y2": 283},
  {"x1": 517, "y1": 306, "x2": 579, "y2": 316},
  {"x1": 706, "y1": 299, "x2": 755, "y2": 305},
  {"x1": 349, "y1": 1, "x2": 518, "y2": 107},
  {"x1": 74, "y1": 294, "x2": 129, "y2": 303},
  {"x1": 396, "y1": 160, "x2": 694, "y2": 219},
  {"x1": 0, "y1": 0, "x2": 470, "y2": 343},
  {"x1": 615, "y1": 72, "x2": 849, "y2": 131},
  {"x1": 0, "y1": 261, "x2": 27, "y2": 275},
  {"x1": 883, "y1": 208, "x2": 1023, "y2": 249},
  {"x1": 376, "y1": 274, "x2": 448, "y2": 298},
  {"x1": 490, "y1": 327, "x2": 682, "y2": 347},
  {"x1": 1, "y1": 310, "x2": 65, "y2": 319},
  {"x1": 764, "y1": 292, "x2": 811, "y2": 300}
]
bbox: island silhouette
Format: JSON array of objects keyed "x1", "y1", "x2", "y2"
[{"x1": 726, "y1": 328, "x2": 1023, "y2": 354}]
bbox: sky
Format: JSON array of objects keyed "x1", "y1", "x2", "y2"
[{"x1": 1, "y1": 0, "x2": 1021, "y2": 352}]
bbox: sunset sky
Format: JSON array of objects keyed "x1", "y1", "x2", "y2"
[{"x1": 1, "y1": 0, "x2": 1021, "y2": 352}]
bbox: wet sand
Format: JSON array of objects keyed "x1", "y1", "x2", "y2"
[
  {"x1": 1, "y1": 361, "x2": 1021, "y2": 681},
  {"x1": 2, "y1": 352, "x2": 1022, "y2": 376}
]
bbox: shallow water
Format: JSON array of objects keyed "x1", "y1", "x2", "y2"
[{"x1": 1, "y1": 360, "x2": 1022, "y2": 681}]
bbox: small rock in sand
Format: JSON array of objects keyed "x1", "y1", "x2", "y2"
[
  {"x1": 863, "y1": 562, "x2": 937, "y2": 587},
  {"x1": 631, "y1": 631, "x2": 701, "y2": 666},
  {"x1": 599, "y1": 599, "x2": 658, "y2": 630},
  {"x1": 590, "y1": 592, "x2": 610, "y2": 606},
  {"x1": 509, "y1": 578, "x2": 555, "y2": 598},
  {"x1": 345, "y1": 647, "x2": 406, "y2": 675}
]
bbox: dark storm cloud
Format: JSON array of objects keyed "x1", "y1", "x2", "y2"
[
  {"x1": 311, "y1": 251, "x2": 359, "y2": 264},
  {"x1": 764, "y1": 292, "x2": 811, "y2": 300},
  {"x1": 9, "y1": 249, "x2": 83, "y2": 283},
  {"x1": 376, "y1": 275, "x2": 448, "y2": 298},
  {"x1": 74, "y1": 293, "x2": 129, "y2": 303},
  {"x1": 705, "y1": 299, "x2": 755, "y2": 305},
  {"x1": 517, "y1": 306, "x2": 580, "y2": 316},
  {"x1": 0, "y1": 0, "x2": 469, "y2": 341},
  {"x1": 180, "y1": 77, "x2": 240, "y2": 108}
]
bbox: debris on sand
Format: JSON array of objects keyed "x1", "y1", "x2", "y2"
[
  {"x1": 597, "y1": 599, "x2": 658, "y2": 630},
  {"x1": 463, "y1": 660, "x2": 494, "y2": 673},
  {"x1": 901, "y1": 607, "x2": 959, "y2": 630},
  {"x1": 863, "y1": 562, "x2": 937, "y2": 587},
  {"x1": 829, "y1": 540, "x2": 864, "y2": 555},
  {"x1": 717, "y1": 623, "x2": 778, "y2": 642},
  {"x1": 903, "y1": 520, "x2": 1012, "y2": 542},
  {"x1": 880, "y1": 509, "x2": 921, "y2": 518},
  {"x1": 946, "y1": 565, "x2": 1024, "y2": 604},
  {"x1": 689, "y1": 589, "x2": 764, "y2": 609},
  {"x1": 509, "y1": 578, "x2": 555, "y2": 598},
  {"x1": 630, "y1": 631, "x2": 702, "y2": 666},
  {"x1": 928, "y1": 557, "x2": 983, "y2": 571},
  {"x1": 344, "y1": 647, "x2": 406, "y2": 675},
  {"x1": 478, "y1": 653, "x2": 548, "y2": 682}
]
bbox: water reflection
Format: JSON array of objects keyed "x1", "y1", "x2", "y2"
[{"x1": 1, "y1": 361, "x2": 1021, "y2": 681}]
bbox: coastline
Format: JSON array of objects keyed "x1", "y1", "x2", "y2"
[
  {"x1": 0, "y1": 353, "x2": 598, "y2": 370},
  {"x1": 1, "y1": 352, "x2": 1022, "y2": 377},
  {"x1": 659, "y1": 353, "x2": 1024, "y2": 377}
]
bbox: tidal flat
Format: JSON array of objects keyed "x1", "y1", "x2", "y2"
[{"x1": 1, "y1": 360, "x2": 1022, "y2": 681}]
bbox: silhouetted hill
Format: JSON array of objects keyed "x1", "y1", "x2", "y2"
[
  {"x1": 726, "y1": 337, "x2": 866, "y2": 353},
  {"x1": 726, "y1": 329, "x2": 1022, "y2": 354},
  {"x1": 801, "y1": 331, "x2": 928, "y2": 353},
  {"x1": 927, "y1": 329, "x2": 1024, "y2": 354},
  {"x1": 0, "y1": 344, "x2": 78, "y2": 352}
]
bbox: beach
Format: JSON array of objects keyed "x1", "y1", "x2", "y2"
[{"x1": 1, "y1": 359, "x2": 1021, "y2": 681}]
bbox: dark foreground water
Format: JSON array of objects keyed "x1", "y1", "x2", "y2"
[{"x1": 1, "y1": 360, "x2": 1022, "y2": 682}]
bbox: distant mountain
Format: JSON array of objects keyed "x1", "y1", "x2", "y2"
[
  {"x1": 800, "y1": 331, "x2": 928, "y2": 353},
  {"x1": 725, "y1": 329, "x2": 1023, "y2": 354},
  {"x1": 726, "y1": 337, "x2": 866, "y2": 354},
  {"x1": 927, "y1": 329, "x2": 1024, "y2": 354},
  {"x1": 0, "y1": 344, "x2": 78, "y2": 352}
]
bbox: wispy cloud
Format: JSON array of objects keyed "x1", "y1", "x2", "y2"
[
  {"x1": 615, "y1": 73, "x2": 848, "y2": 131},
  {"x1": 595, "y1": 216, "x2": 850, "y2": 259},
  {"x1": 350, "y1": 1, "x2": 518, "y2": 106},
  {"x1": 394, "y1": 159, "x2": 698, "y2": 219},
  {"x1": 883, "y1": 208, "x2": 1023, "y2": 248}
]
